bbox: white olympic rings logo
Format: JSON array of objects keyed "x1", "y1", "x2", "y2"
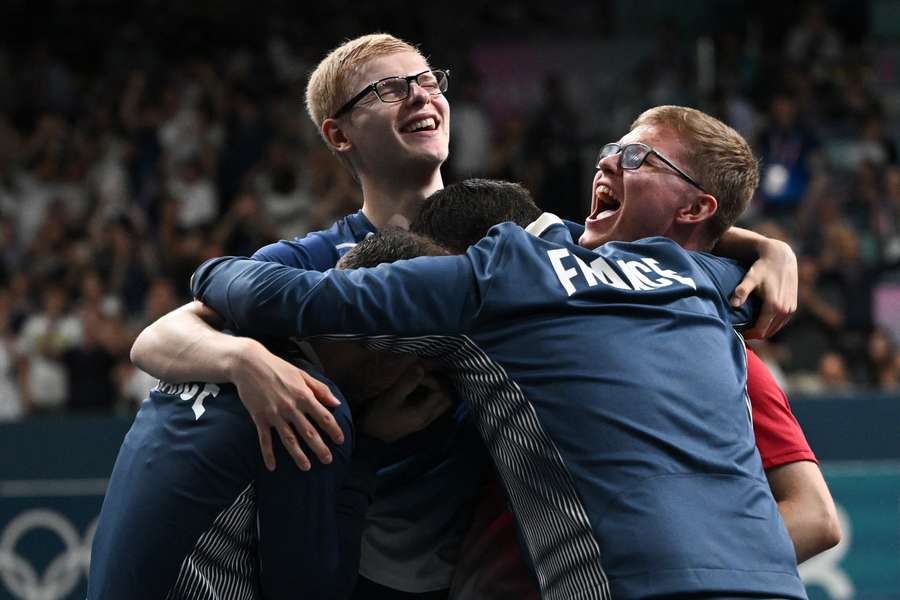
[{"x1": 0, "y1": 510, "x2": 96, "y2": 600}]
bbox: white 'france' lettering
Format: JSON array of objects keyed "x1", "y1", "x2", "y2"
[
  {"x1": 548, "y1": 248, "x2": 696, "y2": 297},
  {"x1": 588, "y1": 256, "x2": 630, "y2": 289},
  {"x1": 573, "y1": 256, "x2": 599, "y2": 287},
  {"x1": 643, "y1": 258, "x2": 697, "y2": 289},
  {"x1": 617, "y1": 260, "x2": 659, "y2": 290},
  {"x1": 548, "y1": 249, "x2": 579, "y2": 296}
]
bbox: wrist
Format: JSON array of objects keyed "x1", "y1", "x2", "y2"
[{"x1": 224, "y1": 336, "x2": 265, "y2": 383}]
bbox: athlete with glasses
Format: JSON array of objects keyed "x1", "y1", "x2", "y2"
[{"x1": 133, "y1": 35, "x2": 816, "y2": 599}]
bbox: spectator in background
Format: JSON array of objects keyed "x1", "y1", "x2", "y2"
[
  {"x1": 0, "y1": 287, "x2": 22, "y2": 420},
  {"x1": 820, "y1": 352, "x2": 853, "y2": 392},
  {"x1": 94, "y1": 218, "x2": 151, "y2": 315},
  {"x1": 16, "y1": 285, "x2": 81, "y2": 416},
  {"x1": 843, "y1": 161, "x2": 884, "y2": 259},
  {"x1": 817, "y1": 224, "x2": 875, "y2": 350},
  {"x1": 886, "y1": 354, "x2": 900, "y2": 391},
  {"x1": 785, "y1": 1, "x2": 843, "y2": 88},
  {"x1": 449, "y1": 77, "x2": 493, "y2": 179},
  {"x1": 214, "y1": 191, "x2": 278, "y2": 258},
  {"x1": 63, "y1": 305, "x2": 123, "y2": 413},
  {"x1": 156, "y1": 197, "x2": 220, "y2": 300},
  {"x1": 117, "y1": 278, "x2": 181, "y2": 410},
  {"x1": 756, "y1": 93, "x2": 822, "y2": 219},
  {"x1": 217, "y1": 85, "x2": 271, "y2": 206},
  {"x1": 865, "y1": 329, "x2": 900, "y2": 390},
  {"x1": 252, "y1": 139, "x2": 313, "y2": 240},
  {"x1": 781, "y1": 256, "x2": 843, "y2": 381},
  {"x1": 876, "y1": 165, "x2": 900, "y2": 264},
  {"x1": 847, "y1": 113, "x2": 898, "y2": 169},
  {"x1": 302, "y1": 146, "x2": 363, "y2": 230},
  {"x1": 166, "y1": 155, "x2": 219, "y2": 230}
]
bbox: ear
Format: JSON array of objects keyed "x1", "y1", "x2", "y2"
[
  {"x1": 676, "y1": 193, "x2": 717, "y2": 225},
  {"x1": 322, "y1": 118, "x2": 353, "y2": 154}
]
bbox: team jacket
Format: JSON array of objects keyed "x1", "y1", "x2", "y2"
[
  {"x1": 252, "y1": 210, "x2": 485, "y2": 592},
  {"x1": 192, "y1": 215, "x2": 807, "y2": 600},
  {"x1": 87, "y1": 362, "x2": 366, "y2": 600}
]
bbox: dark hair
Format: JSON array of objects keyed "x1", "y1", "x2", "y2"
[
  {"x1": 336, "y1": 227, "x2": 449, "y2": 269},
  {"x1": 410, "y1": 178, "x2": 542, "y2": 254}
]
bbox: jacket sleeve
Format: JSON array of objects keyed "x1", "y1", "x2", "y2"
[{"x1": 192, "y1": 233, "x2": 507, "y2": 339}]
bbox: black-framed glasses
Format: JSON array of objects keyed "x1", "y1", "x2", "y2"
[
  {"x1": 596, "y1": 142, "x2": 706, "y2": 192},
  {"x1": 332, "y1": 69, "x2": 450, "y2": 118}
]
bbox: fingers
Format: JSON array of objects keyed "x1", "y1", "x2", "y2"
[
  {"x1": 285, "y1": 405, "x2": 332, "y2": 466},
  {"x1": 256, "y1": 422, "x2": 276, "y2": 471},
  {"x1": 276, "y1": 420, "x2": 311, "y2": 471},
  {"x1": 743, "y1": 303, "x2": 775, "y2": 340},
  {"x1": 730, "y1": 268, "x2": 759, "y2": 308},
  {"x1": 765, "y1": 309, "x2": 793, "y2": 338},
  {"x1": 298, "y1": 375, "x2": 345, "y2": 445},
  {"x1": 302, "y1": 372, "x2": 342, "y2": 407}
]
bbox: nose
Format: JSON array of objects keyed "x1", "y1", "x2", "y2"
[
  {"x1": 597, "y1": 150, "x2": 621, "y2": 176},
  {"x1": 405, "y1": 81, "x2": 432, "y2": 106}
]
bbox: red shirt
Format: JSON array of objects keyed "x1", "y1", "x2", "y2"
[
  {"x1": 746, "y1": 347, "x2": 817, "y2": 468},
  {"x1": 450, "y1": 348, "x2": 816, "y2": 599}
]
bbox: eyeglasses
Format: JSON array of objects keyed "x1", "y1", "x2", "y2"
[
  {"x1": 596, "y1": 142, "x2": 706, "y2": 192},
  {"x1": 332, "y1": 69, "x2": 450, "y2": 118}
]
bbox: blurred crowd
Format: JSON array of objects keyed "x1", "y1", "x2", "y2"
[{"x1": 0, "y1": 1, "x2": 897, "y2": 420}]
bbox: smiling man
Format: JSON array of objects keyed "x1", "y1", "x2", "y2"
[
  {"x1": 132, "y1": 34, "x2": 485, "y2": 598},
  {"x1": 189, "y1": 108, "x2": 810, "y2": 599}
]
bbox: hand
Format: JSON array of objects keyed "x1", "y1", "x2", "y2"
[
  {"x1": 361, "y1": 365, "x2": 453, "y2": 443},
  {"x1": 731, "y1": 238, "x2": 798, "y2": 339},
  {"x1": 229, "y1": 338, "x2": 344, "y2": 471}
]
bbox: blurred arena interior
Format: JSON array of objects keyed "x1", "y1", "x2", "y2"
[{"x1": 0, "y1": 0, "x2": 898, "y2": 599}]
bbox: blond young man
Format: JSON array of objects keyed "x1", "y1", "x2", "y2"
[{"x1": 133, "y1": 36, "x2": 801, "y2": 597}]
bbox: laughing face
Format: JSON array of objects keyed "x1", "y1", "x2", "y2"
[
  {"x1": 579, "y1": 124, "x2": 700, "y2": 250},
  {"x1": 339, "y1": 51, "x2": 450, "y2": 179}
]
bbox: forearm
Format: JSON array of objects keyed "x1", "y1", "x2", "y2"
[
  {"x1": 192, "y1": 256, "x2": 473, "y2": 339},
  {"x1": 714, "y1": 226, "x2": 773, "y2": 263},
  {"x1": 778, "y1": 497, "x2": 841, "y2": 563},
  {"x1": 130, "y1": 301, "x2": 251, "y2": 383},
  {"x1": 767, "y1": 461, "x2": 842, "y2": 563}
]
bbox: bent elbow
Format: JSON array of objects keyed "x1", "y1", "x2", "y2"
[
  {"x1": 820, "y1": 511, "x2": 842, "y2": 551},
  {"x1": 130, "y1": 330, "x2": 150, "y2": 370}
]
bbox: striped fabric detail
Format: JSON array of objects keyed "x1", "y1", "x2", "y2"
[
  {"x1": 312, "y1": 333, "x2": 611, "y2": 600},
  {"x1": 165, "y1": 483, "x2": 259, "y2": 600}
]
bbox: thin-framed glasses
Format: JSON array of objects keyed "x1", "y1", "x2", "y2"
[
  {"x1": 596, "y1": 142, "x2": 706, "y2": 192},
  {"x1": 332, "y1": 69, "x2": 450, "y2": 118}
]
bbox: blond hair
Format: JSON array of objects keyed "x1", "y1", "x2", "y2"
[
  {"x1": 305, "y1": 33, "x2": 421, "y2": 133},
  {"x1": 631, "y1": 106, "x2": 759, "y2": 245}
]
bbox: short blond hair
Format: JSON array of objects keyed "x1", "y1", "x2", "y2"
[
  {"x1": 631, "y1": 106, "x2": 759, "y2": 245},
  {"x1": 305, "y1": 33, "x2": 421, "y2": 133}
]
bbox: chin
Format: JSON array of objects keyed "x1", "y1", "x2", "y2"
[
  {"x1": 579, "y1": 232, "x2": 602, "y2": 250},
  {"x1": 410, "y1": 148, "x2": 448, "y2": 169}
]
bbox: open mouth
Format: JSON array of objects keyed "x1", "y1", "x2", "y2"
[
  {"x1": 589, "y1": 184, "x2": 621, "y2": 220},
  {"x1": 401, "y1": 117, "x2": 438, "y2": 133}
]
